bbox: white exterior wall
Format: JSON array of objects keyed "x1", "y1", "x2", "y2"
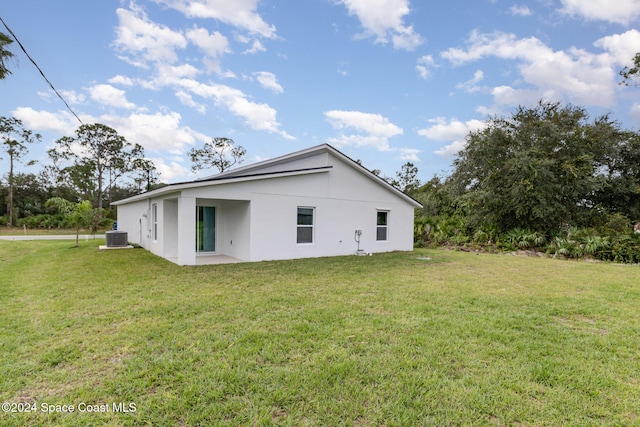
[
  {"x1": 116, "y1": 147, "x2": 418, "y2": 265},
  {"x1": 245, "y1": 162, "x2": 414, "y2": 262},
  {"x1": 163, "y1": 199, "x2": 178, "y2": 259},
  {"x1": 217, "y1": 200, "x2": 251, "y2": 260},
  {"x1": 115, "y1": 198, "x2": 150, "y2": 247}
]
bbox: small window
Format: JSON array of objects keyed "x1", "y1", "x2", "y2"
[
  {"x1": 152, "y1": 203, "x2": 158, "y2": 241},
  {"x1": 297, "y1": 207, "x2": 314, "y2": 244},
  {"x1": 376, "y1": 211, "x2": 388, "y2": 241}
]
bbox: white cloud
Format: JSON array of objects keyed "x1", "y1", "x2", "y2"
[
  {"x1": 324, "y1": 110, "x2": 403, "y2": 151},
  {"x1": 559, "y1": 0, "x2": 640, "y2": 25},
  {"x1": 59, "y1": 90, "x2": 86, "y2": 105},
  {"x1": 179, "y1": 79, "x2": 294, "y2": 139},
  {"x1": 336, "y1": 0, "x2": 423, "y2": 50},
  {"x1": 114, "y1": 5, "x2": 187, "y2": 67},
  {"x1": 243, "y1": 39, "x2": 266, "y2": 54},
  {"x1": 418, "y1": 117, "x2": 485, "y2": 141},
  {"x1": 186, "y1": 26, "x2": 230, "y2": 73},
  {"x1": 134, "y1": 62, "x2": 200, "y2": 91},
  {"x1": 108, "y1": 75, "x2": 136, "y2": 86},
  {"x1": 254, "y1": 71, "x2": 283, "y2": 93},
  {"x1": 14, "y1": 106, "x2": 207, "y2": 156},
  {"x1": 434, "y1": 140, "x2": 466, "y2": 157},
  {"x1": 149, "y1": 156, "x2": 190, "y2": 181},
  {"x1": 36, "y1": 89, "x2": 85, "y2": 105},
  {"x1": 88, "y1": 84, "x2": 136, "y2": 110},
  {"x1": 456, "y1": 69, "x2": 484, "y2": 93},
  {"x1": 398, "y1": 147, "x2": 421, "y2": 162},
  {"x1": 154, "y1": 0, "x2": 277, "y2": 38},
  {"x1": 10, "y1": 107, "x2": 229, "y2": 182},
  {"x1": 416, "y1": 55, "x2": 435, "y2": 79},
  {"x1": 110, "y1": 4, "x2": 292, "y2": 139},
  {"x1": 490, "y1": 85, "x2": 542, "y2": 106},
  {"x1": 11, "y1": 107, "x2": 78, "y2": 134},
  {"x1": 175, "y1": 90, "x2": 207, "y2": 114},
  {"x1": 104, "y1": 111, "x2": 207, "y2": 155},
  {"x1": 594, "y1": 29, "x2": 640, "y2": 66},
  {"x1": 509, "y1": 5, "x2": 532, "y2": 17},
  {"x1": 418, "y1": 117, "x2": 486, "y2": 158},
  {"x1": 390, "y1": 24, "x2": 423, "y2": 51},
  {"x1": 440, "y1": 30, "x2": 619, "y2": 107},
  {"x1": 152, "y1": 64, "x2": 201, "y2": 88},
  {"x1": 441, "y1": 30, "x2": 550, "y2": 66}
]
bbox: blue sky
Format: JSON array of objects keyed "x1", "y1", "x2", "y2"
[{"x1": 2, "y1": 0, "x2": 639, "y2": 184}]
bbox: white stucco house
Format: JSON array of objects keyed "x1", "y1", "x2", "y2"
[{"x1": 113, "y1": 144, "x2": 422, "y2": 265}]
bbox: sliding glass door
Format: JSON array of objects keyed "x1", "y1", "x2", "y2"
[{"x1": 196, "y1": 206, "x2": 216, "y2": 252}]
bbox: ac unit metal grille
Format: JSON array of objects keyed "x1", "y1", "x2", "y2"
[{"x1": 106, "y1": 230, "x2": 128, "y2": 247}]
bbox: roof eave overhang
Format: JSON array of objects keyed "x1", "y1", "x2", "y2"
[{"x1": 112, "y1": 166, "x2": 332, "y2": 206}]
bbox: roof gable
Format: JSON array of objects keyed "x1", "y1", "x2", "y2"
[
  {"x1": 199, "y1": 144, "x2": 331, "y2": 180},
  {"x1": 113, "y1": 144, "x2": 422, "y2": 208}
]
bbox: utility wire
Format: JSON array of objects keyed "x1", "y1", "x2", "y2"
[{"x1": 0, "y1": 15, "x2": 83, "y2": 125}]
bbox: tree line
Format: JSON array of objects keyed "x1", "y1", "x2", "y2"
[
  {"x1": 2, "y1": 101, "x2": 640, "y2": 263},
  {"x1": 0, "y1": 120, "x2": 159, "y2": 228},
  {"x1": 3, "y1": 30, "x2": 640, "y2": 261},
  {"x1": 402, "y1": 101, "x2": 640, "y2": 264},
  {"x1": 0, "y1": 118, "x2": 247, "y2": 229}
]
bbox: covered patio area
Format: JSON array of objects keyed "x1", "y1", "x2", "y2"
[{"x1": 161, "y1": 196, "x2": 251, "y2": 265}]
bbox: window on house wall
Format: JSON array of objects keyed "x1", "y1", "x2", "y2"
[
  {"x1": 297, "y1": 207, "x2": 314, "y2": 244},
  {"x1": 377, "y1": 210, "x2": 388, "y2": 241},
  {"x1": 152, "y1": 203, "x2": 158, "y2": 241}
]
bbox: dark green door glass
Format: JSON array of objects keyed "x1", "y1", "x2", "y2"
[{"x1": 197, "y1": 206, "x2": 216, "y2": 252}]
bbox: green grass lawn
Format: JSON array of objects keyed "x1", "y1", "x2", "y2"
[
  {"x1": 0, "y1": 227, "x2": 108, "y2": 236},
  {"x1": 1, "y1": 241, "x2": 639, "y2": 426}
]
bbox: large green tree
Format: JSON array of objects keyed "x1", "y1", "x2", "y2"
[
  {"x1": 48, "y1": 123, "x2": 146, "y2": 212},
  {"x1": 131, "y1": 158, "x2": 160, "y2": 193},
  {"x1": 448, "y1": 101, "x2": 633, "y2": 233},
  {"x1": 189, "y1": 137, "x2": 246, "y2": 174},
  {"x1": 0, "y1": 117, "x2": 40, "y2": 226},
  {"x1": 0, "y1": 31, "x2": 14, "y2": 80},
  {"x1": 389, "y1": 162, "x2": 421, "y2": 196},
  {"x1": 594, "y1": 132, "x2": 640, "y2": 221}
]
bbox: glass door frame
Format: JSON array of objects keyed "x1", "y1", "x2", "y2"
[{"x1": 196, "y1": 205, "x2": 216, "y2": 253}]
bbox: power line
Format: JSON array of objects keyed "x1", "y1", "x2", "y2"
[{"x1": 0, "y1": 15, "x2": 83, "y2": 125}]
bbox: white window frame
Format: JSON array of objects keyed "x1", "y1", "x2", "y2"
[
  {"x1": 376, "y1": 210, "x2": 389, "y2": 241},
  {"x1": 297, "y1": 206, "x2": 315, "y2": 244},
  {"x1": 152, "y1": 203, "x2": 158, "y2": 241}
]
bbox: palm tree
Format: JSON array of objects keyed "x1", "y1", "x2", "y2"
[{"x1": 0, "y1": 31, "x2": 15, "y2": 80}]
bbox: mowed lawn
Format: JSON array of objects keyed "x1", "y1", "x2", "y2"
[{"x1": 1, "y1": 241, "x2": 639, "y2": 426}]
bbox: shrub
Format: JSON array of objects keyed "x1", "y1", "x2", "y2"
[
  {"x1": 501, "y1": 228, "x2": 546, "y2": 251},
  {"x1": 419, "y1": 214, "x2": 469, "y2": 246},
  {"x1": 552, "y1": 237, "x2": 582, "y2": 259},
  {"x1": 582, "y1": 235, "x2": 610, "y2": 257},
  {"x1": 472, "y1": 230, "x2": 489, "y2": 245},
  {"x1": 506, "y1": 228, "x2": 529, "y2": 249},
  {"x1": 451, "y1": 233, "x2": 470, "y2": 246},
  {"x1": 16, "y1": 214, "x2": 72, "y2": 229},
  {"x1": 599, "y1": 213, "x2": 632, "y2": 236},
  {"x1": 414, "y1": 216, "x2": 431, "y2": 244},
  {"x1": 608, "y1": 234, "x2": 640, "y2": 264}
]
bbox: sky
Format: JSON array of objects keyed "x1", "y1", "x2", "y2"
[{"x1": 1, "y1": 0, "x2": 640, "y2": 185}]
